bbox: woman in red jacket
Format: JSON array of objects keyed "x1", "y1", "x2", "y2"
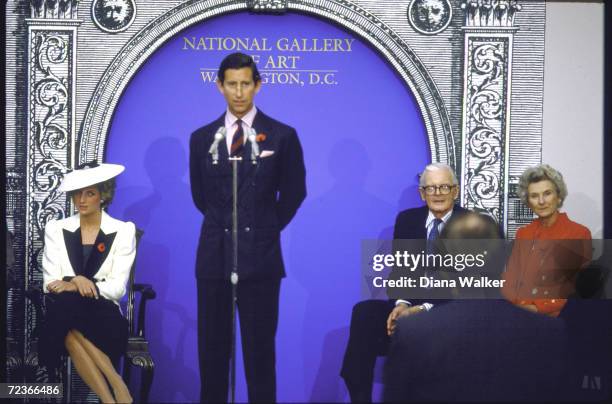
[{"x1": 502, "y1": 164, "x2": 592, "y2": 317}]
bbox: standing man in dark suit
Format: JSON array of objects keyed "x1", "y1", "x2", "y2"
[
  {"x1": 189, "y1": 53, "x2": 306, "y2": 403},
  {"x1": 341, "y1": 163, "x2": 467, "y2": 402}
]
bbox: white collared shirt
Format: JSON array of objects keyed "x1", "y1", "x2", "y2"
[
  {"x1": 224, "y1": 106, "x2": 257, "y2": 154},
  {"x1": 425, "y1": 208, "x2": 454, "y2": 238},
  {"x1": 396, "y1": 207, "x2": 456, "y2": 310}
]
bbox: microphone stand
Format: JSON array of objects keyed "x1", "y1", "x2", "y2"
[
  {"x1": 228, "y1": 128, "x2": 258, "y2": 404},
  {"x1": 208, "y1": 127, "x2": 239, "y2": 402},
  {"x1": 229, "y1": 154, "x2": 240, "y2": 404}
]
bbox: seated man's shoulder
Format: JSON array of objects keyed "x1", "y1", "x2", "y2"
[
  {"x1": 395, "y1": 206, "x2": 428, "y2": 222},
  {"x1": 453, "y1": 205, "x2": 471, "y2": 215},
  {"x1": 393, "y1": 206, "x2": 428, "y2": 239},
  {"x1": 396, "y1": 204, "x2": 467, "y2": 220}
]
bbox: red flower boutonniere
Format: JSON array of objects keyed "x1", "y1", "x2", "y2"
[
  {"x1": 256, "y1": 133, "x2": 267, "y2": 143},
  {"x1": 97, "y1": 242, "x2": 106, "y2": 253}
]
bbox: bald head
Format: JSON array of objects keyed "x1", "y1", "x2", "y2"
[{"x1": 442, "y1": 212, "x2": 501, "y2": 240}]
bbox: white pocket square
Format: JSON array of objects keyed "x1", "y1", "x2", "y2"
[{"x1": 260, "y1": 150, "x2": 275, "y2": 158}]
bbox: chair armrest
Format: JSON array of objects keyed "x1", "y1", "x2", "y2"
[
  {"x1": 26, "y1": 286, "x2": 44, "y2": 308},
  {"x1": 25, "y1": 286, "x2": 45, "y2": 338},
  {"x1": 133, "y1": 283, "x2": 156, "y2": 300},
  {"x1": 132, "y1": 283, "x2": 156, "y2": 338}
]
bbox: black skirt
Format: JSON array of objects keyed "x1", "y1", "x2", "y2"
[{"x1": 38, "y1": 293, "x2": 128, "y2": 370}]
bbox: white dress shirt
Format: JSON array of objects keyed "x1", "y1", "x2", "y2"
[
  {"x1": 425, "y1": 208, "x2": 454, "y2": 238},
  {"x1": 396, "y1": 208, "x2": 456, "y2": 311},
  {"x1": 224, "y1": 106, "x2": 257, "y2": 154}
]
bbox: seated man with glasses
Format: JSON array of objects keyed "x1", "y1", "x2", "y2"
[{"x1": 340, "y1": 163, "x2": 468, "y2": 403}]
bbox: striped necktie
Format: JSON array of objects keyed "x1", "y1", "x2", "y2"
[
  {"x1": 230, "y1": 120, "x2": 244, "y2": 157},
  {"x1": 426, "y1": 218, "x2": 443, "y2": 255}
]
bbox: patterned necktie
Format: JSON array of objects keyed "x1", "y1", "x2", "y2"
[
  {"x1": 230, "y1": 119, "x2": 244, "y2": 157},
  {"x1": 427, "y1": 218, "x2": 443, "y2": 255}
]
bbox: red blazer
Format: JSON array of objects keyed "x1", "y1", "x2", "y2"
[{"x1": 502, "y1": 212, "x2": 592, "y2": 316}]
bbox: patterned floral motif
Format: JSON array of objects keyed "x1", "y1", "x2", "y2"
[
  {"x1": 30, "y1": 32, "x2": 72, "y2": 235},
  {"x1": 462, "y1": 38, "x2": 510, "y2": 222}
]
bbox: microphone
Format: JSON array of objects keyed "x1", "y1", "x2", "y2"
[
  {"x1": 247, "y1": 127, "x2": 260, "y2": 164},
  {"x1": 208, "y1": 127, "x2": 226, "y2": 164}
]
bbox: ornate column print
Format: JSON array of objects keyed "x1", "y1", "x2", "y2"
[
  {"x1": 24, "y1": 0, "x2": 80, "y2": 377},
  {"x1": 460, "y1": 0, "x2": 521, "y2": 232}
]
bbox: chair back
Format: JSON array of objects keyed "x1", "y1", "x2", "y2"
[{"x1": 126, "y1": 228, "x2": 144, "y2": 336}]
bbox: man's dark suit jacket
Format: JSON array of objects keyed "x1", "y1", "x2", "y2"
[
  {"x1": 391, "y1": 205, "x2": 468, "y2": 302},
  {"x1": 384, "y1": 300, "x2": 568, "y2": 402},
  {"x1": 340, "y1": 204, "x2": 470, "y2": 400},
  {"x1": 189, "y1": 110, "x2": 306, "y2": 280},
  {"x1": 393, "y1": 205, "x2": 468, "y2": 239}
]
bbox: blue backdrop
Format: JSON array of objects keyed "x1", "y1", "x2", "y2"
[{"x1": 106, "y1": 11, "x2": 429, "y2": 402}]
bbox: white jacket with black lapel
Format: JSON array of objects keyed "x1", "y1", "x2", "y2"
[{"x1": 42, "y1": 211, "x2": 136, "y2": 306}]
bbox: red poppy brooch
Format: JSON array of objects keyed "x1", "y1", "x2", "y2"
[
  {"x1": 256, "y1": 133, "x2": 267, "y2": 143},
  {"x1": 97, "y1": 242, "x2": 106, "y2": 253}
]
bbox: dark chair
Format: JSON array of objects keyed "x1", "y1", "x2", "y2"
[
  {"x1": 25, "y1": 228, "x2": 156, "y2": 402},
  {"x1": 6, "y1": 227, "x2": 23, "y2": 381},
  {"x1": 561, "y1": 257, "x2": 612, "y2": 401},
  {"x1": 122, "y1": 228, "x2": 156, "y2": 403}
]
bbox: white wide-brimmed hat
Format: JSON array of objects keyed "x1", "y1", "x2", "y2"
[{"x1": 58, "y1": 162, "x2": 125, "y2": 192}]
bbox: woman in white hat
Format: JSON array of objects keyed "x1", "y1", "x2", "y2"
[{"x1": 39, "y1": 162, "x2": 134, "y2": 403}]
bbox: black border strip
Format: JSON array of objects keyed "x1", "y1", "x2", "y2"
[
  {"x1": 1, "y1": 0, "x2": 9, "y2": 384},
  {"x1": 605, "y1": 1, "x2": 611, "y2": 239}
]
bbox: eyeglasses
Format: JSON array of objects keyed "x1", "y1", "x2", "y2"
[{"x1": 420, "y1": 184, "x2": 456, "y2": 195}]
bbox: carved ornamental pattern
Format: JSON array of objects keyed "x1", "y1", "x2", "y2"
[
  {"x1": 407, "y1": 0, "x2": 453, "y2": 35},
  {"x1": 461, "y1": 36, "x2": 511, "y2": 224},
  {"x1": 80, "y1": 0, "x2": 455, "y2": 168},
  {"x1": 461, "y1": 0, "x2": 522, "y2": 27},
  {"x1": 25, "y1": 26, "x2": 77, "y2": 376},
  {"x1": 28, "y1": 30, "x2": 72, "y2": 265},
  {"x1": 248, "y1": 0, "x2": 287, "y2": 12},
  {"x1": 30, "y1": 0, "x2": 80, "y2": 19},
  {"x1": 459, "y1": 0, "x2": 521, "y2": 232}
]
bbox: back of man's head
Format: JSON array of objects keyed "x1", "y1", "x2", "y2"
[
  {"x1": 440, "y1": 212, "x2": 504, "y2": 278},
  {"x1": 442, "y1": 212, "x2": 501, "y2": 240}
]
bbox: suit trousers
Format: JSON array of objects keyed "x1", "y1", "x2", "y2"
[
  {"x1": 340, "y1": 299, "x2": 395, "y2": 402},
  {"x1": 197, "y1": 278, "x2": 280, "y2": 403}
]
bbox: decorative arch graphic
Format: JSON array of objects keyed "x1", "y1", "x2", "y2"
[
  {"x1": 6, "y1": 1, "x2": 553, "y2": 400},
  {"x1": 103, "y1": 9, "x2": 432, "y2": 401},
  {"x1": 80, "y1": 0, "x2": 455, "y2": 168}
]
